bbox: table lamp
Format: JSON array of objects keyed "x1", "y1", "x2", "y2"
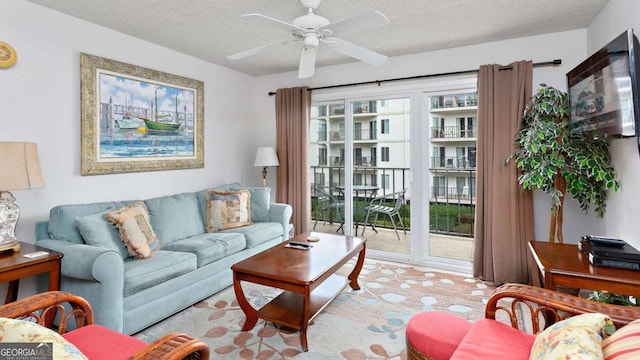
[
  {"x1": 0, "y1": 142, "x2": 45, "y2": 252},
  {"x1": 253, "y1": 147, "x2": 279, "y2": 187}
]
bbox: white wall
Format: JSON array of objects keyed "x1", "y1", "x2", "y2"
[
  {"x1": 253, "y1": 29, "x2": 604, "y2": 244},
  {"x1": 587, "y1": 0, "x2": 640, "y2": 249},
  {"x1": 0, "y1": 0, "x2": 262, "y2": 246}
]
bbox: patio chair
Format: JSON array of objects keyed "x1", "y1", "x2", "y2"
[
  {"x1": 313, "y1": 185, "x2": 344, "y2": 232},
  {"x1": 361, "y1": 190, "x2": 407, "y2": 240}
]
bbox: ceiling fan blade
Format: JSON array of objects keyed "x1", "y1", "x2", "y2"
[
  {"x1": 240, "y1": 13, "x2": 304, "y2": 33},
  {"x1": 322, "y1": 11, "x2": 389, "y2": 37},
  {"x1": 227, "y1": 40, "x2": 300, "y2": 60},
  {"x1": 298, "y1": 46, "x2": 317, "y2": 79},
  {"x1": 324, "y1": 37, "x2": 388, "y2": 66}
]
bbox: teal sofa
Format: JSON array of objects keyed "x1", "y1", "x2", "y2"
[{"x1": 35, "y1": 184, "x2": 292, "y2": 335}]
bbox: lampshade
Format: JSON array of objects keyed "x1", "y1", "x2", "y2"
[
  {"x1": 0, "y1": 142, "x2": 45, "y2": 191},
  {"x1": 253, "y1": 147, "x2": 280, "y2": 167}
]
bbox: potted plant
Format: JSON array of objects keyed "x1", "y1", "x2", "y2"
[{"x1": 505, "y1": 84, "x2": 619, "y2": 243}]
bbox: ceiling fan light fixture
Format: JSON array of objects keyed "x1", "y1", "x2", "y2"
[{"x1": 303, "y1": 34, "x2": 319, "y2": 48}]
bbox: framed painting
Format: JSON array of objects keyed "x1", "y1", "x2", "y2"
[{"x1": 80, "y1": 53, "x2": 204, "y2": 175}]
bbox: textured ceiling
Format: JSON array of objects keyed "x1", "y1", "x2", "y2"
[{"x1": 26, "y1": 0, "x2": 609, "y2": 76}]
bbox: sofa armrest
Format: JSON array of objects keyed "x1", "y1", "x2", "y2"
[
  {"x1": 486, "y1": 283, "x2": 640, "y2": 333},
  {"x1": 268, "y1": 203, "x2": 293, "y2": 240},
  {"x1": 36, "y1": 240, "x2": 124, "y2": 282},
  {"x1": 36, "y1": 239, "x2": 125, "y2": 331}
]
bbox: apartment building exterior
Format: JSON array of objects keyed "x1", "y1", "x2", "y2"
[
  {"x1": 310, "y1": 98, "x2": 410, "y2": 197},
  {"x1": 309, "y1": 92, "x2": 477, "y2": 206}
]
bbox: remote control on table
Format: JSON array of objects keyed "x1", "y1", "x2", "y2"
[
  {"x1": 285, "y1": 242, "x2": 314, "y2": 250},
  {"x1": 288, "y1": 242, "x2": 313, "y2": 248},
  {"x1": 584, "y1": 235, "x2": 627, "y2": 248}
]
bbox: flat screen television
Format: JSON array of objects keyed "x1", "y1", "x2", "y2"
[{"x1": 567, "y1": 29, "x2": 640, "y2": 138}]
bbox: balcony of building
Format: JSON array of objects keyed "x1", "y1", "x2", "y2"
[
  {"x1": 431, "y1": 156, "x2": 476, "y2": 170},
  {"x1": 430, "y1": 93, "x2": 478, "y2": 109},
  {"x1": 329, "y1": 157, "x2": 377, "y2": 167},
  {"x1": 431, "y1": 126, "x2": 477, "y2": 140}
]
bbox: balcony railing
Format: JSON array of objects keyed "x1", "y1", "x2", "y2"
[
  {"x1": 311, "y1": 166, "x2": 476, "y2": 237},
  {"x1": 431, "y1": 156, "x2": 476, "y2": 169},
  {"x1": 329, "y1": 131, "x2": 344, "y2": 141},
  {"x1": 354, "y1": 128, "x2": 377, "y2": 141},
  {"x1": 431, "y1": 93, "x2": 478, "y2": 109},
  {"x1": 431, "y1": 126, "x2": 477, "y2": 139}
]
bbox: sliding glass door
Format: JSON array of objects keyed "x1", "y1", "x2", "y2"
[{"x1": 310, "y1": 76, "x2": 476, "y2": 272}]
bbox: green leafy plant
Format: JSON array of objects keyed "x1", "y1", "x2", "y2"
[
  {"x1": 589, "y1": 291, "x2": 638, "y2": 307},
  {"x1": 505, "y1": 84, "x2": 619, "y2": 243}
]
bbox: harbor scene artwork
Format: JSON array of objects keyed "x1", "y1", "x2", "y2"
[
  {"x1": 81, "y1": 53, "x2": 204, "y2": 175},
  {"x1": 99, "y1": 72, "x2": 195, "y2": 158}
]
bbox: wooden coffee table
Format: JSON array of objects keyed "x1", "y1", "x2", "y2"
[{"x1": 231, "y1": 232, "x2": 366, "y2": 352}]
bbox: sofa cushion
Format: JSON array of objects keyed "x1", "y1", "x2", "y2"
[
  {"x1": 144, "y1": 192, "x2": 204, "y2": 245},
  {"x1": 0, "y1": 317, "x2": 88, "y2": 359},
  {"x1": 63, "y1": 324, "x2": 147, "y2": 360},
  {"x1": 221, "y1": 222, "x2": 283, "y2": 248},
  {"x1": 107, "y1": 202, "x2": 159, "y2": 259},
  {"x1": 123, "y1": 250, "x2": 197, "y2": 296},
  {"x1": 450, "y1": 319, "x2": 535, "y2": 360},
  {"x1": 602, "y1": 318, "x2": 640, "y2": 359},
  {"x1": 75, "y1": 210, "x2": 130, "y2": 259},
  {"x1": 162, "y1": 232, "x2": 246, "y2": 267},
  {"x1": 406, "y1": 311, "x2": 473, "y2": 360},
  {"x1": 529, "y1": 313, "x2": 613, "y2": 360},
  {"x1": 49, "y1": 200, "x2": 131, "y2": 244},
  {"x1": 206, "y1": 189, "x2": 252, "y2": 232}
]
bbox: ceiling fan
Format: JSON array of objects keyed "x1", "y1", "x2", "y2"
[{"x1": 227, "y1": 0, "x2": 390, "y2": 78}]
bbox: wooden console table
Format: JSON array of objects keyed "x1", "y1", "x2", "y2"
[{"x1": 529, "y1": 240, "x2": 640, "y2": 298}]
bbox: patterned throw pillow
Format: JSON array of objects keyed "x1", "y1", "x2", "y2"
[
  {"x1": 106, "y1": 202, "x2": 159, "y2": 259},
  {"x1": 529, "y1": 313, "x2": 615, "y2": 360},
  {"x1": 0, "y1": 317, "x2": 88, "y2": 359},
  {"x1": 206, "y1": 189, "x2": 252, "y2": 232},
  {"x1": 602, "y1": 318, "x2": 640, "y2": 359}
]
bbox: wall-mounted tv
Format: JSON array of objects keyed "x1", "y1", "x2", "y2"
[{"x1": 567, "y1": 29, "x2": 640, "y2": 138}]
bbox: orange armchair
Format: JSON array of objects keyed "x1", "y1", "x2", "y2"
[
  {"x1": 406, "y1": 283, "x2": 640, "y2": 360},
  {"x1": 0, "y1": 291, "x2": 209, "y2": 360}
]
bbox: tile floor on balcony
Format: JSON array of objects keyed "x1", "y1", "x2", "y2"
[{"x1": 312, "y1": 222, "x2": 474, "y2": 262}]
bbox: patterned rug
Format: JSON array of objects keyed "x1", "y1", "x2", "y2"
[{"x1": 135, "y1": 259, "x2": 495, "y2": 359}]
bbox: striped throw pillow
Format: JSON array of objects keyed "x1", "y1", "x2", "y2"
[{"x1": 602, "y1": 319, "x2": 640, "y2": 360}]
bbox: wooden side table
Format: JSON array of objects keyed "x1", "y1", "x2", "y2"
[
  {"x1": 0, "y1": 242, "x2": 63, "y2": 303},
  {"x1": 529, "y1": 240, "x2": 640, "y2": 298}
]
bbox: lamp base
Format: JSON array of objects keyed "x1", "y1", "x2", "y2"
[
  {"x1": 0, "y1": 191, "x2": 20, "y2": 252},
  {"x1": 0, "y1": 241, "x2": 20, "y2": 253},
  {"x1": 262, "y1": 166, "x2": 268, "y2": 188}
]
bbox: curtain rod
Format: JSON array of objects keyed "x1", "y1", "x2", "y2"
[{"x1": 267, "y1": 59, "x2": 561, "y2": 96}]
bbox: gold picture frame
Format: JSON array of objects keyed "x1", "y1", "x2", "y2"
[{"x1": 80, "y1": 53, "x2": 204, "y2": 175}]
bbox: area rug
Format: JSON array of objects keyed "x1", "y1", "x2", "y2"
[{"x1": 135, "y1": 259, "x2": 495, "y2": 359}]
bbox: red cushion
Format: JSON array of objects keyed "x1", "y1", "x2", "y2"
[
  {"x1": 62, "y1": 324, "x2": 148, "y2": 360},
  {"x1": 450, "y1": 319, "x2": 535, "y2": 360},
  {"x1": 406, "y1": 312, "x2": 473, "y2": 360}
]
